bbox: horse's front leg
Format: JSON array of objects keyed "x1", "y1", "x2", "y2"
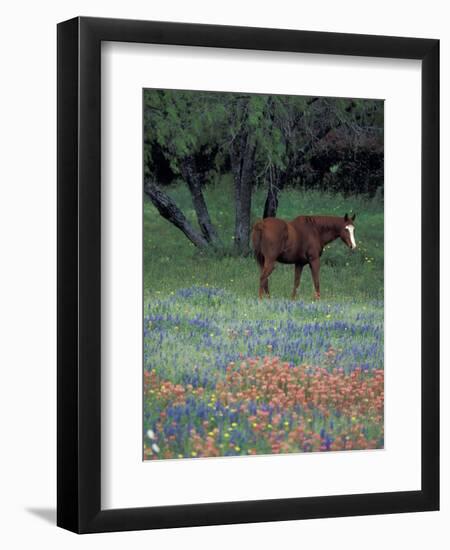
[
  {"x1": 291, "y1": 264, "x2": 303, "y2": 300},
  {"x1": 309, "y1": 258, "x2": 321, "y2": 300}
]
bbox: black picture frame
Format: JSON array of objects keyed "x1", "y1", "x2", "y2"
[{"x1": 57, "y1": 16, "x2": 439, "y2": 534}]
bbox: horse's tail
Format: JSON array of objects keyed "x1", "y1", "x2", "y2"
[{"x1": 251, "y1": 220, "x2": 265, "y2": 267}]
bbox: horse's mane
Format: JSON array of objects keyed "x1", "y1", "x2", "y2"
[{"x1": 302, "y1": 215, "x2": 344, "y2": 233}]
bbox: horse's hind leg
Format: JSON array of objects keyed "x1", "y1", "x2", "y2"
[
  {"x1": 291, "y1": 264, "x2": 303, "y2": 300},
  {"x1": 258, "y1": 263, "x2": 267, "y2": 299},
  {"x1": 256, "y1": 254, "x2": 267, "y2": 299},
  {"x1": 258, "y1": 265, "x2": 264, "y2": 299},
  {"x1": 259, "y1": 259, "x2": 275, "y2": 300},
  {"x1": 260, "y1": 262, "x2": 270, "y2": 296},
  {"x1": 309, "y1": 258, "x2": 321, "y2": 300}
]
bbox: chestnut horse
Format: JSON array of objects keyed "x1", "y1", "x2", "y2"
[{"x1": 252, "y1": 213, "x2": 356, "y2": 299}]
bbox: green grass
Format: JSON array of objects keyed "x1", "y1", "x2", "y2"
[{"x1": 144, "y1": 177, "x2": 383, "y2": 302}]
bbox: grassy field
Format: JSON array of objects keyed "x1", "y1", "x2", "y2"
[
  {"x1": 144, "y1": 176, "x2": 383, "y2": 301},
  {"x1": 143, "y1": 179, "x2": 384, "y2": 460}
]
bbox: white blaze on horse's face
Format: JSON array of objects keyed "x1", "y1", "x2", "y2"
[{"x1": 345, "y1": 225, "x2": 356, "y2": 249}]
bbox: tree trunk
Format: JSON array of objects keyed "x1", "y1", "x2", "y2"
[
  {"x1": 180, "y1": 156, "x2": 221, "y2": 246},
  {"x1": 231, "y1": 133, "x2": 256, "y2": 256},
  {"x1": 263, "y1": 166, "x2": 288, "y2": 218},
  {"x1": 263, "y1": 183, "x2": 279, "y2": 219},
  {"x1": 144, "y1": 180, "x2": 209, "y2": 249}
]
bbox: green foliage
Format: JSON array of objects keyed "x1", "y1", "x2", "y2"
[
  {"x1": 144, "y1": 89, "x2": 384, "y2": 193},
  {"x1": 144, "y1": 89, "x2": 229, "y2": 175}
]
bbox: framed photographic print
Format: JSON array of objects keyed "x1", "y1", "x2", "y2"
[{"x1": 57, "y1": 16, "x2": 439, "y2": 533}]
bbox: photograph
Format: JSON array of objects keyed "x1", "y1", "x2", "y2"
[
  {"x1": 0, "y1": 0, "x2": 442, "y2": 541},
  {"x1": 143, "y1": 89, "x2": 384, "y2": 460}
]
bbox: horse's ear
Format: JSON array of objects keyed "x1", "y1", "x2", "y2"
[
  {"x1": 351, "y1": 213, "x2": 356, "y2": 221},
  {"x1": 344, "y1": 213, "x2": 349, "y2": 221}
]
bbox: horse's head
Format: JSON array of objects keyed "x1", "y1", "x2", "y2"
[{"x1": 340, "y1": 213, "x2": 356, "y2": 250}]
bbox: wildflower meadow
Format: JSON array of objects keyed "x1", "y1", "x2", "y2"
[{"x1": 143, "y1": 182, "x2": 384, "y2": 460}]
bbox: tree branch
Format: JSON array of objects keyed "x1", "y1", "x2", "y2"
[
  {"x1": 144, "y1": 180, "x2": 209, "y2": 249},
  {"x1": 180, "y1": 156, "x2": 222, "y2": 247}
]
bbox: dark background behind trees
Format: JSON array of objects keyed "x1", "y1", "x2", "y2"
[{"x1": 144, "y1": 89, "x2": 383, "y2": 256}]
